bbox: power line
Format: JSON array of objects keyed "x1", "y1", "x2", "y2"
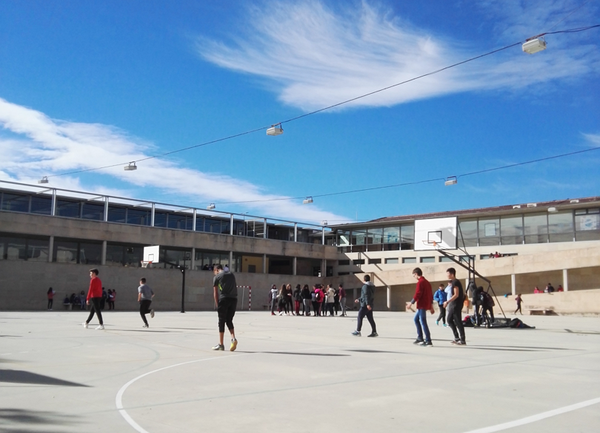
[{"x1": 41, "y1": 24, "x2": 599, "y2": 181}]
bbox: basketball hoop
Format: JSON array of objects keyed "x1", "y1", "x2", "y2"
[{"x1": 141, "y1": 261, "x2": 152, "y2": 268}]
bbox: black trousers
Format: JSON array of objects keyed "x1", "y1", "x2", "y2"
[
  {"x1": 217, "y1": 297, "x2": 237, "y2": 333},
  {"x1": 140, "y1": 299, "x2": 152, "y2": 326},
  {"x1": 436, "y1": 304, "x2": 446, "y2": 324},
  {"x1": 356, "y1": 306, "x2": 376, "y2": 333},
  {"x1": 447, "y1": 303, "x2": 465, "y2": 343},
  {"x1": 86, "y1": 297, "x2": 103, "y2": 325}
]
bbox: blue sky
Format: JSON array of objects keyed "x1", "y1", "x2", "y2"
[{"x1": 1, "y1": 0, "x2": 599, "y2": 225}]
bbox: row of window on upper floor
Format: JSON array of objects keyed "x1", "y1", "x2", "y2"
[
  {"x1": 0, "y1": 190, "x2": 314, "y2": 243},
  {"x1": 335, "y1": 209, "x2": 600, "y2": 252}
]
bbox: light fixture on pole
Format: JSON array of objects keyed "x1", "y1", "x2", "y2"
[
  {"x1": 124, "y1": 162, "x2": 137, "y2": 171},
  {"x1": 38, "y1": 176, "x2": 49, "y2": 184},
  {"x1": 266, "y1": 124, "x2": 283, "y2": 136},
  {"x1": 302, "y1": 196, "x2": 313, "y2": 204},
  {"x1": 444, "y1": 176, "x2": 457, "y2": 186},
  {"x1": 548, "y1": 206, "x2": 558, "y2": 213},
  {"x1": 207, "y1": 203, "x2": 216, "y2": 210},
  {"x1": 322, "y1": 220, "x2": 328, "y2": 226},
  {"x1": 522, "y1": 37, "x2": 547, "y2": 54}
]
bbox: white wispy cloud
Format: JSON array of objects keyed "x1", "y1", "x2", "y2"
[
  {"x1": 196, "y1": 0, "x2": 600, "y2": 111},
  {"x1": 0, "y1": 97, "x2": 346, "y2": 224}
]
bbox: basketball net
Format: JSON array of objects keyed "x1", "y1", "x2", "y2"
[{"x1": 141, "y1": 261, "x2": 152, "y2": 268}]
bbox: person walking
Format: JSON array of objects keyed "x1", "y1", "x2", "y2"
[
  {"x1": 352, "y1": 275, "x2": 377, "y2": 337},
  {"x1": 443, "y1": 268, "x2": 466, "y2": 346},
  {"x1": 212, "y1": 264, "x2": 238, "y2": 351},
  {"x1": 433, "y1": 284, "x2": 447, "y2": 326},
  {"x1": 47, "y1": 287, "x2": 55, "y2": 310},
  {"x1": 138, "y1": 278, "x2": 154, "y2": 328},
  {"x1": 514, "y1": 294, "x2": 523, "y2": 315},
  {"x1": 82, "y1": 268, "x2": 104, "y2": 330},
  {"x1": 338, "y1": 284, "x2": 347, "y2": 316},
  {"x1": 406, "y1": 268, "x2": 434, "y2": 346}
]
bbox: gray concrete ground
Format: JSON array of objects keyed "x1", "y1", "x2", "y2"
[{"x1": 1, "y1": 310, "x2": 599, "y2": 433}]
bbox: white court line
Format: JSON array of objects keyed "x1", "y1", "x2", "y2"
[
  {"x1": 463, "y1": 397, "x2": 600, "y2": 433},
  {"x1": 115, "y1": 356, "x2": 242, "y2": 433}
]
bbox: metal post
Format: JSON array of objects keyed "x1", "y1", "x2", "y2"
[{"x1": 180, "y1": 267, "x2": 186, "y2": 313}]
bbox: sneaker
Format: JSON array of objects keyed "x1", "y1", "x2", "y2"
[
  {"x1": 443, "y1": 323, "x2": 447, "y2": 327},
  {"x1": 436, "y1": 320, "x2": 439, "y2": 326},
  {"x1": 82, "y1": 322, "x2": 88, "y2": 329},
  {"x1": 451, "y1": 340, "x2": 459, "y2": 345},
  {"x1": 142, "y1": 324, "x2": 149, "y2": 328},
  {"x1": 351, "y1": 330, "x2": 361, "y2": 336},
  {"x1": 413, "y1": 339, "x2": 424, "y2": 345},
  {"x1": 150, "y1": 309, "x2": 155, "y2": 319},
  {"x1": 95, "y1": 325, "x2": 105, "y2": 330},
  {"x1": 367, "y1": 332, "x2": 378, "y2": 337},
  {"x1": 457, "y1": 341, "x2": 467, "y2": 346},
  {"x1": 271, "y1": 312, "x2": 275, "y2": 316},
  {"x1": 230, "y1": 338, "x2": 238, "y2": 352},
  {"x1": 212, "y1": 344, "x2": 224, "y2": 351},
  {"x1": 421, "y1": 341, "x2": 433, "y2": 347}
]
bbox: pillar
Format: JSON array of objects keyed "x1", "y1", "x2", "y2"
[
  {"x1": 563, "y1": 269, "x2": 569, "y2": 291},
  {"x1": 511, "y1": 274, "x2": 516, "y2": 296},
  {"x1": 101, "y1": 240, "x2": 107, "y2": 266},
  {"x1": 387, "y1": 286, "x2": 391, "y2": 310}
]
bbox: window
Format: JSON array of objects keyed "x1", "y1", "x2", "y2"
[
  {"x1": 500, "y1": 216, "x2": 523, "y2": 245},
  {"x1": 524, "y1": 214, "x2": 548, "y2": 244},
  {"x1": 402, "y1": 257, "x2": 416, "y2": 264},
  {"x1": 338, "y1": 260, "x2": 350, "y2": 266},
  {"x1": 107, "y1": 206, "x2": 127, "y2": 223},
  {"x1": 385, "y1": 258, "x2": 399, "y2": 264},
  {"x1": 352, "y1": 230, "x2": 367, "y2": 252},
  {"x1": 0, "y1": 234, "x2": 49, "y2": 261},
  {"x1": 56, "y1": 200, "x2": 80, "y2": 218},
  {"x1": 127, "y1": 209, "x2": 151, "y2": 225},
  {"x1": 478, "y1": 218, "x2": 500, "y2": 246},
  {"x1": 458, "y1": 219, "x2": 478, "y2": 247},
  {"x1": 575, "y1": 209, "x2": 600, "y2": 241},
  {"x1": 53, "y1": 239, "x2": 102, "y2": 264},
  {"x1": 369, "y1": 258, "x2": 381, "y2": 264},
  {"x1": 1, "y1": 193, "x2": 29, "y2": 212},
  {"x1": 420, "y1": 257, "x2": 435, "y2": 263},
  {"x1": 383, "y1": 226, "x2": 400, "y2": 250},
  {"x1": 81, "y1": 202, "x2": 104, "y2": 221},
  {"x1": 548, "y1": 212, "x2": 573, "y2": 243},
  {"x1": 106, "y1": 243, "x2": 144, "y2": 267},
  {"x1": 353, "y1": 259, "x2": 365, "y2": 265},
  {"x1": 400, "y1": 225, "x2": 414, "y2": 250},
  {"x1": 367, "y1": 228, "x2": 383, "y2": 244},
  {"x1": 31, "y1": 195, "x2": 52, "y2": 215}
]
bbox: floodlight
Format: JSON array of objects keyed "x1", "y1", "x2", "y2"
[
  {"x1": 303, "y1": 196, "x2": 313, "y2": 204},
  {"x1": 266, "y1": 124, "x2": 283, "y2": 136},
  {"x1": 444, "y1": 176, "x2": 457, "y2": 186},
  {"x1": 522, "y1": 38, "x2": 547, "y2": 54},
  {"x1": 207, "y1": 203, "x2": 216, "y2": 210},
  {"x1": 38, "y1": 176, "x2": 49, "y2": 184},
  {"x1": 548, "y1": 207, "x2": 558, "y2": 213},
  {"x1": 124, "y1": 162, "x2": 137, "y2": 171},
  {"x1": 322, "y1": 220, "x2": 328, "y2": 226}
]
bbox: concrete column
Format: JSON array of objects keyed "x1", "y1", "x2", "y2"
[
  {"x1": 511, "y1": 274, "x2": 516, "y2": 296},
  {"x1": 191, "y1": 247, "x2": 196, "y2": 270},
  {"x1": 230, "y1": 214, "x2": 234, "y2": 235},
  {"x1": 101, "y1": 240, "x2": 107, "y2": 266},
  {"x1": 563, "y1": 269, "x2": 569, "y2": 291},
  {"x1": 103, "y1": 196, "x2": 109, "y2": 221},
  {"x1": 193, "y1": 210, "x2": 197, "y2": 232},
  {"x1": 293, "y1": 257, "x2": 297, "y2": 276},
  {"x1": 294, "y1": 223, "x2": 298, "y2": 242},
  {"x1": 229, "y1": 251, "x2": 233, "y2": 271},
  {"x1": 387, "y1": 286, "x2": 391, "y2": 310},
  {"x1": 321, "y1": 259, "x2": 326, "y2": 277},
  {"x1": 151, "y1": 203, "x2": 155, "y2": 227},
  {"x1": 48, "y1": 236, "x2": 54, "y2": 263},
  {"x1": 263, "y1": 254, "x2": 267, "y2": 274},
  {"x1": 51, "y1": 189, "x2": 56, "y2": 216}
]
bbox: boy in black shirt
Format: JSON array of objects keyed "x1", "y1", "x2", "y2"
[{"x1": 443, "y1": 268, "x2": 467, "y2": 345}]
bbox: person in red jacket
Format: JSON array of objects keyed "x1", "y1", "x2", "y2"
[
  {"x1": 406, "y1": 267, "x2": 434, "y2": 346},
  {"x1": 83, "y1": 268, "x2": 104, "y2": 330}
]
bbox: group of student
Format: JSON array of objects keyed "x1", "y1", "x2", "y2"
[{"x1": 268, "y1": 283, "x2": 348, "y2": 317}]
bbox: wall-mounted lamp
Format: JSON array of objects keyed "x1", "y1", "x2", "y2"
[
  {"x1": 207, "y1": 203, "x2": 216, "y2": 210},
  {"x1": 303, "y1": 196, "x2": 313, "y2": 204},
  {"x1": 38, "y1": 176, "x2": 49, "y2": 184},
  {"x1": 444, "y1": 176, "x2": 457, "y2": 186},
  {"x1": 266, "y1": 124, "x2": 283, "y2": 136},
  {"x1": 548, "y1": 207, "x2": 558, "y2": 213},
  {"x1": 124, "y1": 162, "x2": 137, "y2": 171},
  {"x1": 522, "y1": 37, "x2": 547, "y2": 54}
]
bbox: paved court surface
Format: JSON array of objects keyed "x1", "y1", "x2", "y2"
[{"x1": 1, "y1": 310, "x2": 599, "y2": 433}]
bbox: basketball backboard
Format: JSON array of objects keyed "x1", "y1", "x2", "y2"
[
  {"x1": 414, "y1": 217, "x2": 457, "y2": 251},
  {"x1": 143, "y1": 245, "x2": 160, "y2": 263}
]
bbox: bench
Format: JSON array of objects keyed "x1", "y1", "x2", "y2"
[{"x1": 529, "y1": 309, "x2": 554, "y2": 315}]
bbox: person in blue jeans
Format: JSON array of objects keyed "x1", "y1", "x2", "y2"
[
  {"x1": 406, "y1": 268, "x2": 434, "y2": 346},
  {"x1": 433, "y1": 284, "x2": 447, "y2": 326}
]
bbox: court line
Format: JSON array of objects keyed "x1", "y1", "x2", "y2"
[
  {"x1": 463, "y1": 397, "x2": 600, "y2": 433},
  {"x1": 115, "y1": 355, "x2": 243, "y2": 433}
]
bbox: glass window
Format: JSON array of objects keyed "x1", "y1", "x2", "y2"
[
  {"x1": 369, "y1": 258, "x2": 381, "y2": 264},
  {"x1": 154, "y1": 212, "x2": 167, "y2": 227},
  {"x1": 548, "y1": 212, "x2": 573, "y2": 243},
  {"x1": 81, "y1": 203, "x2": 104, "y2": 221},
  {"x1": 0, "y1": 235, "x2": 26, "y2": 260},
  {"x1": 383, "y1": 227, "x2": 399, "y2": 244},
  {"x1": 30, "y1": 195, "x2": 52, "y2": 215},
  {"x1": 458, "y1": 219, "x2": 478, "y2": 247},
  {"x1": 167, "y1": 213, "x2": 192, "y2": 230},
  {"x1": 27, "y1": 237, "x2": 49, "y2": 261},
  {"x1": 338, "y1": 260, "x2": 350, "y2": 266},
  {"x1": 1, "y1": 193, "x2": 29, "y2": 212},
  {"x1": 402, "y1": 257, "x2": 416, "y2": 264},
  {"x1": 161, "y1": 248, "x2": 192, "y2": 269},
  {"x1": 353, "y1": 259, "x2": 365, "y2": 265},
  {"x1": 352, "y1": 229, "x2": 367, "y2": 252},
  {"x1": 108, "y1": 206, "x2": 127, "y2": 223},
  {"x1": 385, "y1": 258, "x2": 399, "y2": 264},
  {"x1": 500, "y1": 216, "x2": 523, "y2": 245},
  {"x1": 79, "y1": 241, "x2": 103, "y2": 265},
  {"x1": 478, "y1": 218, "x2": 500, "y2": 246},
  {"x1": 56, "y1": 200, "x2": 81, "y2": 218},
  {"x1": 400, "y1": 225, "x2": 414, "y2": 250},
  {"x1": 367, "y1": 228, "x2": 383, "y2": 244},
  {"x1": 105, "y1": 243, "x2": 144, "y2": 267},
  {"x1": 54, "y1": 240, "x2": 78, "y2": 263},
  {"x1": 439, "y1": 256, "x2": 453, "y2": 262},
  {"x1": 575, "y1": 211, "x2": 600, "y2": 241},
  {"x1": 205, "y1": 218, "x2": 223, "y2": 234},
  {"x1": 420, "y1": 257, "x2": 435, "y2": 263},
  {"x1": 127, "y1": 209, "x2": 151, "y2": 225},
  {"x1": 337, "y1": 230, "x2": 351, "y2": 247},
  {"x1": 523, "y1": 214, "x2": 548, "y2": 244}
]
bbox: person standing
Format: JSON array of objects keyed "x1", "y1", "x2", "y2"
[
  {"x1": 293, "y1": 284, "x2": 302, "y2": 316},
  {"x1": 406, "y1": 268, "x2": 434, "y2": 346},
  {"x1": 352, "y1": 275, "x2": 377, "y2": 337},
  {"x1": 433, "y1": 284, "x2": 447, "y2": 326},
  {"x1": 213, "y1": 264, "x2": 238, "y2": 351},
  {"x1": 269, "y1": 284, "x2": 278, "y2": 316},
  {"x1": 338, "y1": 284, "x2": 347, "y2": 316},
  {"x1": 82, "y1": 268, "x2": 104, "y2": 330},
  {"x1": 138, "y1": 278, "x2": 155, "y2": 328},
  {"x1": 514, "y1": 294, "x2": 523, "y2": 315},
  {"x1": 301, "y1": 284, "x2": 312, "y2": 317},
  {"x1": 47, "y1": 287, "x2": 55, "y2": 310},
  {"x1": 325, "y1": 284, "x2": 336, "y2": 316},
  {"x1": 443, "y1": 268, "x2": 466, "y2": 345}
]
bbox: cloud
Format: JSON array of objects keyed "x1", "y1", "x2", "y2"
[
  {"x1": 195, "y1": 0, "x2": 600, "y2": 111},
  {"x1": 583, "y1": 132, "x2": 600, "y2": 147},
  {"x1": 0, "y1": 97, "x2": 346, "y2": 224}
]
